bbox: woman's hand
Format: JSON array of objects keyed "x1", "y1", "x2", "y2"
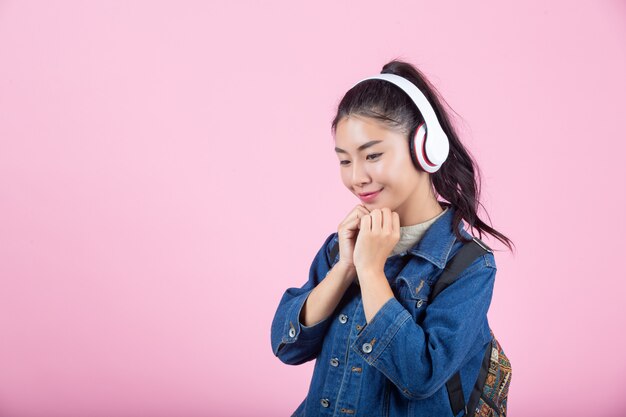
[
  {"x1": 353, "y1": 207, "x2": 400, "y2": 274},
  {"x1": 336, "y1": 204, "x2": 371, "y2": 272}
]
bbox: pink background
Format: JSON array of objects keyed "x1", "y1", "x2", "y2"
[{"x1": 1, "y1": 1, "x2": 625, "y2": 416}]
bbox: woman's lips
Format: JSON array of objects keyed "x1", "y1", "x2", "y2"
[{"x1": 358, "y1": 188, "x2": 383, "y2": 202}]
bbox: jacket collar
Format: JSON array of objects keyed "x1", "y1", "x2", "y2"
[{"x1": 406, "y1": 202, "x2": 466, "y2": 269}]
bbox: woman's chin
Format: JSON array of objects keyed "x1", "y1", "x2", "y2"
[{"x1": 361, "y1": 201, "x2": 389, "y2": 211}]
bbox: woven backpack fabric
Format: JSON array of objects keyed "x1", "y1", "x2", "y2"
[{"x1": 470, "y1": 329, "x2": 512, "y2": 416}]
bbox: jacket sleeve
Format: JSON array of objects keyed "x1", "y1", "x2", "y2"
[
  {"x1": 270, "y1": 232, "x2": 337, "y2": 365},
  {"x1": 351, "y1": 255, "x2": 497, "y2": 400}
]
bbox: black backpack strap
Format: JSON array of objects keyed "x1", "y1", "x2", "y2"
[
  {"x1": 466, "y1": 338, "x2": 494, "y2": 417},
  {"x1": 431, "y1": 237, "x2": 492, "y2": 300},
  {"x1": 433, "y1": 237, "x2": 492, "y2": 416}
]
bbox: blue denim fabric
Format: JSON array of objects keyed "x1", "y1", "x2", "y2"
[{"x1": 270, "y1": 205, "x2": 497, "y2": 417}]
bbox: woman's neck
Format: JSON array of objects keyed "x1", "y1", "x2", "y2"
[{"x1": 396, "y1": 196, "x2": 444, "y2": 227}]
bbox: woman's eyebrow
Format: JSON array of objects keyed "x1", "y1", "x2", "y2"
[{"x1": 335, "y1": 140, "x2": 383, "y2": 154}]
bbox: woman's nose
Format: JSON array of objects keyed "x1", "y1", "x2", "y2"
[{"x1": 351, "y1": 161, "x2": 370, "y2": 187}]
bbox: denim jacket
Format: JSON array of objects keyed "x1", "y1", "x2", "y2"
[{"x1": 270, "y1": 204, "x2": 497, "y2": 417}]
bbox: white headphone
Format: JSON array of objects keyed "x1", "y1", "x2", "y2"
[{"x1": 350, "y1": 73, "x2": 450, "y2": 173}]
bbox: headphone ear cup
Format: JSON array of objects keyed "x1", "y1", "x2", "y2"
[
  {"x1": 409, "y1": 123, "x2": 428, "y2": 171},
  {"x1": 414, "y1": 123, "x2": 447, "y2": 173}
]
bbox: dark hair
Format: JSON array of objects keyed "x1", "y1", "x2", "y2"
[{"x1": 331, "y1": 58, "x2": 515, "y2": 253}]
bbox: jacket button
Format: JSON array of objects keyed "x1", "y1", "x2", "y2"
[
  {"x1": 362, "y1": 343, "x2": 372, "y2": 353},
  {"x1": 320, "y1": 398, "x2": 330, "y2": 408},
  {"x1": 289, "y1": 328, "x2": 296, "y2": 338},
  {"x1": 330, "y1": 357, "x2": 339, "y2": 367},
  {"x1": 339, "y1": 314, "x2": 348, "y2": 324},
  {"x1": 416, "y1": 299, "x2": 423, "y2": 308}
]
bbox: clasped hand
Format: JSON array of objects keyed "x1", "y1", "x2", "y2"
[{"x1": 353, "y1": 207, "x2": 400, "y2": 274}]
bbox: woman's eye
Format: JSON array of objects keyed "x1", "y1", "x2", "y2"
[{"x1": 339, "y1": 153, "x2": 382, "y2": 166}]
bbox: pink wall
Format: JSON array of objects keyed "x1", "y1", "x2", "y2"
[{"x1": 1, "y1": 1, "x2": 625, "y2": 416}]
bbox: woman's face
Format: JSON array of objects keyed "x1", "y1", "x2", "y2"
[{"x1": 334, "y1": 115, "x2": 439, "y2": 225}]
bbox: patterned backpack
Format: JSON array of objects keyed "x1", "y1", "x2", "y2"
[{"x1": 329, "y1": 236, "x2": 512, "y2": 416}]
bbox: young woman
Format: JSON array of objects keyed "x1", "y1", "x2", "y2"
[{"x1": 270, "y1": 59, "x2": 514, "y2": 416}]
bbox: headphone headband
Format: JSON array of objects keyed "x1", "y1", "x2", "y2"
[{"x1": 350, "y1": 73, "x2": 450, "y2": 169}]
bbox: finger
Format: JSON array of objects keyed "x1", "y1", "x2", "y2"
[
  {"x1": 370, "y1": 209, "x2": 381, "y2": 232},
  {"x1": 381, "y1": 208, "x2": 392, "y2": 233},
  {"x1": 341, "y1": 216, "x2": 361, "y2": 231},
  {"x1": 349, "y1": 216, "x2": 361, "y2": 229},
  {"x1": 350, "y1": 211, "x2": 365, "y2": 225},
  {"x1": 360, "y1": 213, "x2": 371, "y2": 232},
  {"x1": 350, "y1": 205, "x2": 369, "y2": 220},
  {"x1": 354, "y1": 206, "x2": 370, "y2": 217},
  {"x1": 392, "y1": 211, "x2": 400, "y2": 234}
]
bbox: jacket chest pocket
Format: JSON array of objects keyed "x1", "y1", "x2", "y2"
[{"x1": 394, "y1": 276, "x2": 430, "y2": 323}]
